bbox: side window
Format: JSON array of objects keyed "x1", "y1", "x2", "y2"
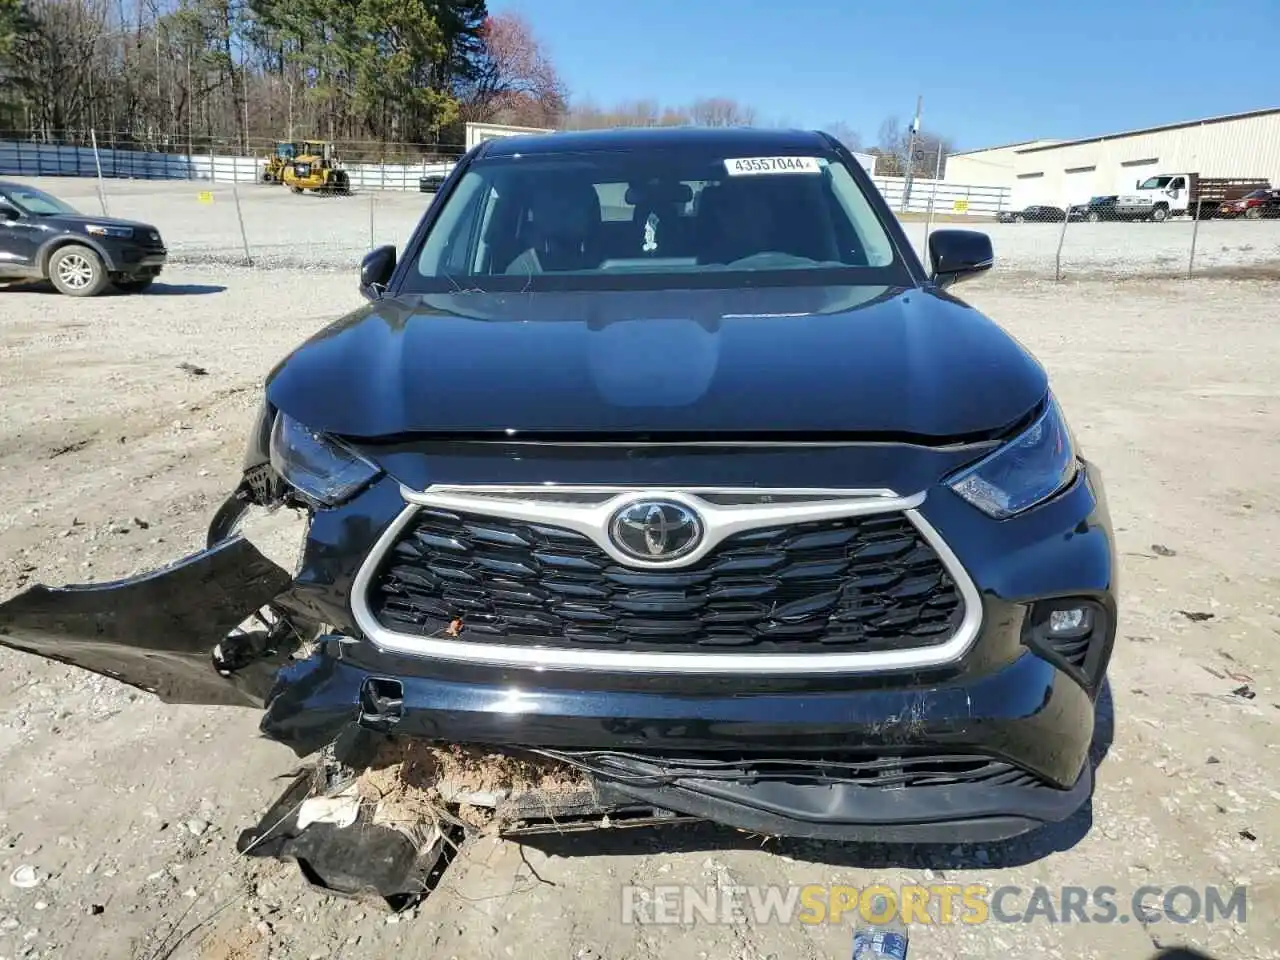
[
  {"x1": 1169, "y1": 177, "x2": 1185, "y2": 191},
  {"x1": 417, "y1": 171, "x2": 487, "y2": 277}
]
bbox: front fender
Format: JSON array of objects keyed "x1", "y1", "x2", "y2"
[
  {"x1": 0, "y1": 536, "x2": 292, "y2": 706},
  {"x1": 37, "y1": 234, "x2": 120, "y2": 273}
]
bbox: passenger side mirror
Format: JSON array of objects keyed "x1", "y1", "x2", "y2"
[
  {"x1": 927, "y1": 229, "x2": 993, "y2": 290},
  {"x1": 360, "y1": 244, "x2": 396, "y2": 300},
  {"x1": 0, "y1": 202, "x2": 21, "y2": 221}
]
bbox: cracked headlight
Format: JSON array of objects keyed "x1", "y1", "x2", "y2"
[
  {"x1": 269, "y1": 412, "x2": 381, "y2": 507},
  {"x1": 948, "y1": 394, "x2": 1079, "y2": 519},
  {"x1": 84, "y1": 224, "x2": 134, "y2": 238}
]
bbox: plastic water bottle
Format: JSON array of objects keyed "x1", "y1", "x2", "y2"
[{"x1": 851, "y1": 895, "x2": 909, "y2": 959}]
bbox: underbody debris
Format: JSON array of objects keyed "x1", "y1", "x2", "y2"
[{"x1": 239, "y1": 736, "x2": 699, "y2": 909}]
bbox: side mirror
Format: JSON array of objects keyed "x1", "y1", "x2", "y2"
[
  {"x1": 360, "y1": 244, "x2": 396, "y2": 300},
  {"x1": 927, "y1": 229, "x2": 993, "y2": 290},
  {"x1": 0, "y1": 202, "x2": 21, "y2": 221}
]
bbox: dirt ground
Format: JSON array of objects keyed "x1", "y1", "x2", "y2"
[{"x1": 0, "y1": 265, "x2": 1277, "y2": 960}]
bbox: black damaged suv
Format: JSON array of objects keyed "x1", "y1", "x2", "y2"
[
  {"x1": 0, "y1": 180, "x2": 167, "y2": 296},
  {"x1": 0, "y1": 128, "x2": 1116, "y2": 846}
]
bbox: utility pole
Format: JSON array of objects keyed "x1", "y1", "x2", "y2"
[{"x1": 902, "y1": 95, "x2": 922, "y2": 211}]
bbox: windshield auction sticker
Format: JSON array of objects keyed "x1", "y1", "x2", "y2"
[{"x1": 724, "y1": 156, "x2": 823, "y2": 175}]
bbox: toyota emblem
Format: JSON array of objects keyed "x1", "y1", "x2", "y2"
[{"x1": 608, "y1": 500, "x2": 703, "y2": 562}]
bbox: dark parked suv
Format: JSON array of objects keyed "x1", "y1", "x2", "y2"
[
  {"x1": 0, "y1": 180, "x2": 167, "y2": 296},
  {"x1": 0, "y1": 129, "x2": 1116, "y2": 863}
]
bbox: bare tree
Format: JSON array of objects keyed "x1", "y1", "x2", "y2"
[
  {"x1": 824, "y1": 121, "x2": 861, "y2": 152},
  {"x1": 688, "y1": 97, "x2": 756, "y2": 128},
  {"x1": 873, "y1": 113, "x2": 952, "y2": 177},
  {"x1": 462, "y1": 11, "x2": 566, "y2": 128}
]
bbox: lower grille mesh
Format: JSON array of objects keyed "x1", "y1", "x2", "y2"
[
  {"x1": 548, "y1": 750, "x2": 1047, "y2": 790},
  {"x1": 367, "y1": 505, "x2": 965, "y2": 654}
]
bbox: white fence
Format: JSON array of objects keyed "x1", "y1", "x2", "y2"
[
  {"x1": 0, "y1": 139, "x2": 455, "y2": 189},
  {"x1": 0, "y1": 139, "x2": 1010, "y2": 215},
  {"x1": 872, "y1": 176, "x2": 1010, "y2": 217}
]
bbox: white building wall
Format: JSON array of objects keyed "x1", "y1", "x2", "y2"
[
  {"x1": 1010, "y1": 112, "x2": 1280, "y2": 207},
  {"x1": 944, "y1": 139, "x2": 1060, "y2": 189}
]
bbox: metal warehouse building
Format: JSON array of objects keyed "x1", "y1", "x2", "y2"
[{"x1": 946, "y1": 108, "x2": 1280, "y2": 209}]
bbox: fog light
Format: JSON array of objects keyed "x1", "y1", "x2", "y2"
[
  {"x1": 1049, "y1": 607, "x2": 1090, "y2": 637},
  {"x1": 1023, "y1": 598, "x2": 1112, "y2": 691}
]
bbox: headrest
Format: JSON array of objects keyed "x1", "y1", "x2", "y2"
[{"x1": 527, "y1": 178, "x2": 601, "y2": 238}]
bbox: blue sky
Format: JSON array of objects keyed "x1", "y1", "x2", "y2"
[{"x1": 488, "y1": 0, "x2": 1278, "y2": 151}]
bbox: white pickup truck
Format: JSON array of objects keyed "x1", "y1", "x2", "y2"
[{"x1": 1113, "y1": 173, "x2": 1272, "y2": 221}]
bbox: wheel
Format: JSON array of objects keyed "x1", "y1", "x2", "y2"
[
  {"x1": 1087, "y1": 211, "x2": 1100, "y2": 222},
  {"x1": 1014, "y1": 214, "x2": 1025, "y2": 223},
  {"x1": 290, "y1": 185, "x2": 303, "y2": 194},
  {"x1": 1151, "y1": 205, "x2": 1168, "y2": 222},
  {"x1": 48, "y1": 245, "x2": 109, "y2": 297},
  {"x1": 1244, "y1": 206, "x2": 1261, "y2": 220},
  {"x1": 115, "y1": 277, "x2": 154, "y2": 294}
]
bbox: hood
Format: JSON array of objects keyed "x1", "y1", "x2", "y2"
[
  {"x1": 43, "y1": 213, "x2": 160, "y2": 233},
  {"x1": 265, "y1": 285, "x2": 1047, "y2": 442}
]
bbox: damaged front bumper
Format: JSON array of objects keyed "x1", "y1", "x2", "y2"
[{"x1": 0, "y1": 446, "x2": 1115, "y2": 881}]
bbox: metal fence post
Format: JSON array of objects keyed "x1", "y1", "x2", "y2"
[
  {"x1": 1188, "y1": 197, "x2": 1203, "y2": 279},
  {"x1": 923, "y1": 148, "x2": 944, "y2": 250},
  {"x1": 1054, "y1": 191, "x2": 1072, "y2": 281},
  {"x1": 89, "y1": 129, "x2": 109, "y2": 215},
  {"x1": 369, "y1": 192, "x2": 376, "y2": 250},
  {"x1": 231, "y1": 180, "x2": 253, "y2": 266}
]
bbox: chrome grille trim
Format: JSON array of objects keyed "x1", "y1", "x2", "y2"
[{"x1": 350, "y1": 484, "x2": 984, "y2": 674}]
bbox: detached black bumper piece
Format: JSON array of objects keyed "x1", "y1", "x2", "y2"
[{"x1": 0, "y1": 536, "x2": 291, "y2": 706}]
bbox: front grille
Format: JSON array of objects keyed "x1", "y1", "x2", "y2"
[
  {"x1": 547, "y1": 749, "x2": 1048, "y2": 791},
  {"x1": 367, "y1": 506, "x2": 965, "y2": 653}
]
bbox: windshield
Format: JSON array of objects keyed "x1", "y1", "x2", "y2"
[
  {"x1": 406, "y1": 146, "x2": 904, "y2": 292},
  {"x1": 4, "y1": 185, "x2": 78, "y2": 216},
  {"x1": 1138, "y1": 176, "x2": 1174, "y2": 190},
  {"x1": 1243, "y1": 189, "x2": 1270, "y2": 199}
]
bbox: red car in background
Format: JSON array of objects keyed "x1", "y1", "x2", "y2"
[{"x1": 1217, "y1": 188, "x2": 1280, "y2": 219}]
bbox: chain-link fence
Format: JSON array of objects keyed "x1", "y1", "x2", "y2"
[
  {"x1": 915, "y1": 119, "x2": 1280, "y2": 280},
  {"x1": 2, "y1": 126, "x2": 1277, "y2": 279}
]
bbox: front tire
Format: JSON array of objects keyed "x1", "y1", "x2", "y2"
[
  {"x1": 48, "y1": 245, "x2": 109, "y2": 297},
  {"x1": 1244, "y1": 206, "x2": 1261, "y2": 220},
  {"x1": 1014, "y1": 214, "x2": 1025, "y2": 223},
  {"x1": 1151, "y1": 205, "x2": 1169, "y2": 222},
  {"x1": 1087, "y1": 211, "x2": 1100, "y2": 222}
]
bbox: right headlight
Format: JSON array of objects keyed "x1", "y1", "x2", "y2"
[
  {"x1": 269, "y1": 412, "x2": 381, "y2": 507},
  {"x1": 947, "y1": 393, "x2": 1079, "y2": 519}
]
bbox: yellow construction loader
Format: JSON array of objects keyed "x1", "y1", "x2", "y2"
[
  {"x1": 261, "y1": 141, "x2": 300, "y2": 183},
  {"x1": 281, "y1": 141, "x2": 352, "y2": 195}
]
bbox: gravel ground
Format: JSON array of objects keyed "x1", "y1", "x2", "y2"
[
  {"x1": 0, "y1": 253, "x2": 1278, "y2": 956},
  {"x1": 8, "y1": 174, "x2": 1280, "y2": 280}
]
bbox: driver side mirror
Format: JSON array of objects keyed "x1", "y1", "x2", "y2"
[
  {"x1": 927, "y1": 229, "x2": 993, "y2": 290},
  {"x1": 0, "y1": 202, "x2": 21, "y2": 221},
  {"x1": 360, "y1": 244, "x2": 396, "y2": 300}
]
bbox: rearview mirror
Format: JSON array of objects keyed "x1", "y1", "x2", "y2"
[
  {"x1": 360, "y1": 244, "x2": 396, "y2": 300},
  {"x1": 0, "y1": 202, "x2": 20, "y2": 221},
  {"x1": 927, "y1": 229, "x2": 993, "y2": 290}
]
